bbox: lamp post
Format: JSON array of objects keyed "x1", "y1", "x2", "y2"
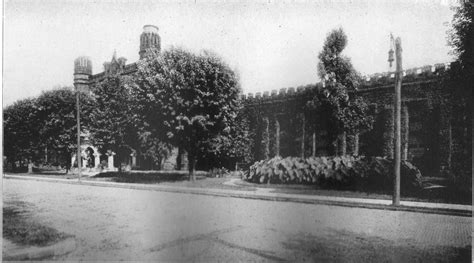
[
  {"x1": 388, "y1": 34, "x2": 402, "y2": 206},
  {"x1": 76, "y1": 85, "x2": 82, "y2": 181},
  {"x1": 74, "y1": 56, "x2": 92, "y2": 181}
]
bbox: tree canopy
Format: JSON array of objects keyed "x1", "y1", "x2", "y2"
[
  {"x1": 309, "y1": 28, "x2": 372, "y2": 155},
  {"x1": 36, "y1": 88, "x2": 93, "y2": 155},
  {"x1": 317, "y1": 28, "x2": 360, "y2": 90},
  {"x1": 89, "y1": 75, "x2": 141, "y2": 168},
  {"x1": 4, "y1": 87, "x2": 94, "y2": 169},
  {"x1": 4, "y1": 98, "x2": 40, "y2": 167},
  {"x1": 132, "y1": 47, "x2": 241, "y2": 179},
  {"x1": 448, "y1": 2, "x2": 473, "y2": 99},
  {"x1": 446, "y1": 2, "x2": 473, "y2": 181}
]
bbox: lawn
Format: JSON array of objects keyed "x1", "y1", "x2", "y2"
[{"x1": 91, "y1": 171, "x2": 258, "y2": 191}]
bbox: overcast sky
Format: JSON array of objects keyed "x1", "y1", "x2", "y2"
[{"x1": 4, "y1": 0, "x2": 457, "y2": 106}]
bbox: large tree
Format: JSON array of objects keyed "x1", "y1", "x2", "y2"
[
  {"x1": 3, "y1": 88, "x2": 94, "y2": 171},
  {"x1": 197, "y1": 111, "x2": 253, "y2": 170},
  {"x1": 446, "y1": 2, "x2": 473, "y2": 182},
  {"x1": 35, "y1": 88, "x2": 94, "y2": 169},
  {"x1": 308, "y1": 28, "x2": 372, "y2": 155},
  {"x1": 132, "y1": 47, "x2": 241, "y2": 180},
  {"x1": 4, "y1": 98, "x2": 40, "y2": 169},
  {"x1": 90, "y1": 74, "x2": 174, "y2": 170},
  {"x1": 89, "y1": 75, "x2": 142, "y2": 169},
  {"x1": 448, "y1": 1, "x2": 473, "y2": 99}
]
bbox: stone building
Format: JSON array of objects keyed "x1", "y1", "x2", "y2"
[
  {"x1": 74, "y1": 25, "x2": 462, "y2": 176},
  {"x1": 73, "y1": 25, "x2": 176, "y2": 171}
]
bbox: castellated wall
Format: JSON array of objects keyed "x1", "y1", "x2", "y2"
[{"x1": 241, "y1": 62, "x2": 456, "y2": 177}]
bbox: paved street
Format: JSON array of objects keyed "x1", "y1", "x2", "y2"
[{"x1": 3, "y1": 178, "x2": 471, "y2": 262}]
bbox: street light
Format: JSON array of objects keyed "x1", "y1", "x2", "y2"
[
  {"x1": 76, "y1": 85, "x2": 81, "y2": 181},
  {"x1": 388, "y1": 34, "x2": 402, "y2": 206},
  {"x1": 73, "y1": 56, "x2": 92, "y2": 182},
  {"x1": 388, "y1": 44, "x2": 394, "y2": 68}
]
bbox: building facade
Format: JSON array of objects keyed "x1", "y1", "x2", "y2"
[{"x1": 74, "y1": 25, "x2": 461, "y2": 176}]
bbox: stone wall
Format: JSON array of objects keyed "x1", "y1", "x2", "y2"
[{"x1": 242, "y1": 63, "x2": 458, "y2": 177}]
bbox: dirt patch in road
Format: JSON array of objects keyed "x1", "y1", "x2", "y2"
[{"x1": 3, "y1": 201, "x2": 71, "y2": 247}]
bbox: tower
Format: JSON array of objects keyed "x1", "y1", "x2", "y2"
[
  {"x1": 74, "y1": 56, "x2": 92, "y2": 93},
  {"x1": 139, "y1": 25, "x2": 161, "y2": 59},
  {"x1": 103, "y1": 50, "x2": 127, "y2": 75}
]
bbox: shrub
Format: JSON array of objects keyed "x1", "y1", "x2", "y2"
[{"x1": 243, "y1": 156, "x2": 423, "y2": 193}]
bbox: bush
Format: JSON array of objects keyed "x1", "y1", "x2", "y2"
[{"x1": 243, "y1": 156, "x2": 423, "y2": 193}]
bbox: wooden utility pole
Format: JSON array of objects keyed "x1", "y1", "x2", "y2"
[{"x1": 393, "y1": 37, "x2": 402, "y2": 206}]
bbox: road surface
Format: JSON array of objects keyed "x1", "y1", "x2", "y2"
[{"x1": 3, "y1": 178, "x2": 471, "y2": 262}]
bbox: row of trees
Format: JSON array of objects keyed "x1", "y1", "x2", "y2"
[
  {"x1": 5, "y1": 6, "x2": 471, "y2": 178},
  {"x1": 4, "y1": 48, "x2": 246, "y2": 179},
  {"x1": 1, "y1": 29, "x2": 376, "y2": 177},
  {"x1": 4, "y1": 88, "x2": 94, "y2": 170}
]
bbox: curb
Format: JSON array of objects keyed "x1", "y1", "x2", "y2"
[
  {"x1": 3, "y1": 238, "x2": 76, "y2": 261},
  {"x1": 4, "y1": 175, "x2": 472, "y2": 217}
]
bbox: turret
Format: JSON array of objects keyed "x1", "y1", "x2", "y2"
[
  {"x1": 74, "y1": 56, "x2": 92, "y2": 93},
  {"x1": 139, "y1": 25, "x2": 161, "y2": 59}
]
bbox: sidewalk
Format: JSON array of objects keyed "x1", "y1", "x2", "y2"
[{"x1": 3, "y1": 174, "x2": 471, "y2": 217}]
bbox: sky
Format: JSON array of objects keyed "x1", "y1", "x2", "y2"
[{"x1": 3, "y1": 0, "x2": 458, "y2": 106}]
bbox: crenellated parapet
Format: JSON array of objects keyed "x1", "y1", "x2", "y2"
[
  {"x1": 241, "y1": 62, "x2": 454, "y2": 105},
  {"x1": 242, "y1": 83, "x2": 325, "y2": 103},
  {"x1": 360, "y1": 62, "x2": 453, "y2": 88}
]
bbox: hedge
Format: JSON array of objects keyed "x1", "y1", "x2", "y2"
[{"x1": 94, "y1": 170, "x2": 208, "y2": 182}]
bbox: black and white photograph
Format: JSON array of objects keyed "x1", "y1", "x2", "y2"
[{"x1": 2, "y1": 0, "x2": 472, "y2": 261}]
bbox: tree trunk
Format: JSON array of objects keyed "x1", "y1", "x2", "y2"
[
  {"x1": 353, "y1": 133, "x2": 359, "y2": 156},
  {"x1": 274, "y1": 117, "x2": 280, "y2": 157},
  {"x1": 382, "y1": 107, "x2": 395, "y2": 158},
  {"x1": 177, "y1": 147, "x2": 183, "y2": 170},
  {"x1": 118, "y1": 155, "x2": 122, "y2": 172},
  {"x1": 188, "y1": 153, "x2": 197, "y2": 182},
  {"x1": 301, "y1": 114, "x2": 305, "y2": 158},
  {"x1": 401, "y1": 106, "x2": 409, "y2": 161},
  {"x1": 339, "y1": 132, "x2": 347, "y2": 156},
  {"x1": 11, "y1": 159, "x2": 17, "y2": 172},
  {"x1": 262, "y1": 117, "x2": 270, "y2": 160},
  {"x1": 65, "y1": 151, "x2": 71, "y2": 174}
]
